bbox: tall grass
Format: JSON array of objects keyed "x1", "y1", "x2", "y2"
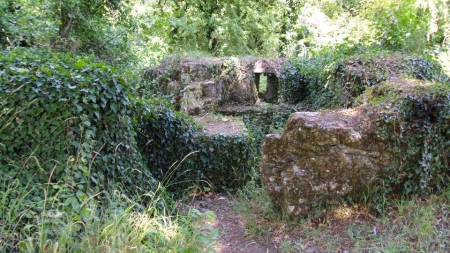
[{"x1": 0, "y1": 172, "x2": 218, "y2": 253}]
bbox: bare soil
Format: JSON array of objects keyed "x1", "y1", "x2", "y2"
[
  {"x1": 195, "y1": 114, "x2": 246, "y2": 136},
  {"x1": 187, "y1": 193, "x2": 279, "y2": 253}
]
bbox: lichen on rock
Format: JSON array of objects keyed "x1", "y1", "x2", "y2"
[
  {"x1": 180, "y1": 84, "x2": 204, "y2": 115},
  {"x1": 260, "y1": 108, "x2": 393, "y2": 217}
]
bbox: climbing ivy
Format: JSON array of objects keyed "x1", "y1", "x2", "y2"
[
  {"x1": 0, "y1": 48, "x2": 156, "y2": 222},
  {"x1": 139, "y1": 55, "x2": 184, "y2": 99},
  {"x1": 375, "y1": 84, "x2": 450, "y2": 196},
  {"x1": 134, "y1": 100, "x2": 198, "y2": 190},
  {"x1": 280, "y1": 52, "x2": 449, "y2": 110},
  {"x1": 134, "y1": 100, "x2": 258, "y2": 194},
  {"x1": 279, "y1": 56, "x2": 329, "y2": 106}
]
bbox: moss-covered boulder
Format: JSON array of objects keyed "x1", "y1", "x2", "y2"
[{"x1": 260, "y1": 107, "x2": 392, "y2": 217}]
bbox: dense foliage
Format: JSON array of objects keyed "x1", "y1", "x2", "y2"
[
  {"x1": 0, "y1": 0, "x2": 134, "y2": 67},
  {"x1": 0, "y1": 0, "x2": 450, "y2": 251},
  {"x1": 0, "y1": 48, "x2": 157, "y2": 250},
  {"x1": 135, "y1": 102, "x2": 258, "y2": 194},
  {"x1": 359, "y1": 83, "x2": 449, "y2": 212},
  {"x1": 0, "y1": 47, "x2": 152, "y2": 191},
  {"x1": 2, "y1": 0, "x2": 448, "y2": 68}
]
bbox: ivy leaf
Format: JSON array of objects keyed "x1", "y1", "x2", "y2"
[
  {"x1": 75, "y1": 60, "x2": 87, "y2": 70},
  {"x1": 110, "y1": 103, "x2": 117, "y2": 112}
]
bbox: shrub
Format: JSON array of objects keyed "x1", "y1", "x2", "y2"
[
  {"x1": 364, "y1": 0, "x2": 430, "y2": 53},
  {"x1": 0, "y1": 47, "x2": 156, "y2": 214}
]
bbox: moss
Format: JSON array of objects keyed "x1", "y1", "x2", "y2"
[{"x1": 281, "y1": 53, "x2": 448, "y2": 110}]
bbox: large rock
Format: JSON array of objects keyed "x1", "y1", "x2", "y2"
[{"x1": 260, "y1": 108, "x2": 393, "y2": 217}]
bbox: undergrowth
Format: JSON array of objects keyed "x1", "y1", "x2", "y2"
[
  {"x1": 0, "y1": 175, "x2": 218, "y2": 252},
  {"x1": 0, "y1": 48, "x2": 219, "y2": 252},
  {"x1": 233, "y1": 173, "x2": 450, "y2": 252}
]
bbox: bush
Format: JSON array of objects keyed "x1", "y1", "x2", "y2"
[
  {"x1": 0, "y1": 48, "x2": 156, "y2": 219},
  {"x1": 364, "y1": 0, "x2": 430, "y2": 53}
]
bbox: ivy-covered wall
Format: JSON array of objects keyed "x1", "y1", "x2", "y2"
[
  {"x1": 134, "y1": 102, "x2": 259, "y2": 194},
  {"x1": 279, "y1": 53, "x2": 449, "y2": 110},
  {"x1": 0, "y1": 48, "x2": 156, "y2": 207},
  {"x1": 372, "y1": 83, "x2": 450, "y2": 197}
]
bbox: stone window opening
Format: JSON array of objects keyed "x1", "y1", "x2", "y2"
[
  {"x1": 254, "y1": 72, "x2": 279, "y2": 103},
  {"x1": 255, "y1": 73, "x2": 268, "y2": 94}
]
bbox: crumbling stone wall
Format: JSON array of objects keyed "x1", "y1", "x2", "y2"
[
  {"x1": 143, "y1": 56, "x2": 285, "y2": 115},
  {"x1": 260, "y1": 107, "x2": 394, "y2": 217}
]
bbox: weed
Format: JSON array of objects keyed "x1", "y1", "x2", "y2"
[{"x1": 0, "y1": 90, "x2": 218, "y2": 253}]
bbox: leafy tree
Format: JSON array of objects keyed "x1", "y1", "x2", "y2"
[
  {"x1": 53, "y1": 0, "x2": 132, "y2": 59},
  {"x1": 362, "y1": 0, "x2": 430, "y2": 52},
  {"x1": 2, "y1": 0, "x2": 449, "y2": 70},
  {"x1": 0, "y1": 0, "x2": 134, "y2": 66},
  {"x1": 141, "y1": 0, "x2": 279, "y2": 56},
  {"x1": 0, "y1": 0, "x2": 54, "y2": 49}
]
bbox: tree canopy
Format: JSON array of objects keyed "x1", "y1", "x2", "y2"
[{"x1": 1, "y1": 0, "x2": 449, "y2": 70}]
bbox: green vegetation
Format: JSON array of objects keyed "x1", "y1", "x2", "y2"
[
  {"x1": 0, "y1": 48, "x2": 150, "y2": 195},
  {"x1": 371, "y1": 82, "x2": 450, "y2": 209},
  {"x1": 2, "y1": 0, "x2": 449, "y2": 68},
  {"x1": 135, "y1": 100, "x2": 259, "y2": 194},
  {"x1": 280, "y1": 52, "x2": 448, "y2": 109},
  {"x1": 1, "y1": 0, "x2": 449, "y2": 252},
  {"x1": 1, "y1": 177, "x2": 217, "y2": 252},
  {"x1": 234, "y1": 177, "x2": 450, "y2": 252}
]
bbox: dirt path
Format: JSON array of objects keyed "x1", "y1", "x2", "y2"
[{"x1": 188, "y1": 193, "x2": 279, "y2": 253}]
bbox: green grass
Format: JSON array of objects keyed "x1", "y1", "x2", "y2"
[
  {"x1": 0, "y1": 183, "x2": 218, "y2": 252},
  {"x1": 0, "y1": 95, "x2": 219, "y2": 252},
  {"x1": 0, "y1": 153, "x2": 218, "y2": 253},
  {"x1": 233, "y1": 177, "x2": 450, "y2": 252}
]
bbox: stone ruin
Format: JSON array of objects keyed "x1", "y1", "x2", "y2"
[
  {"x1": 145, "y1": 55, "x2": 448, "y2": 218},
  {"x1": 143, "y1": 57, "x2": 285, "y2": 115},
  {"x1": 259, "y1": 75, "x2": 450, "y2": 218},
  {"x1": 260, "y1": 107, "x2": 394, "y2": 217}
]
